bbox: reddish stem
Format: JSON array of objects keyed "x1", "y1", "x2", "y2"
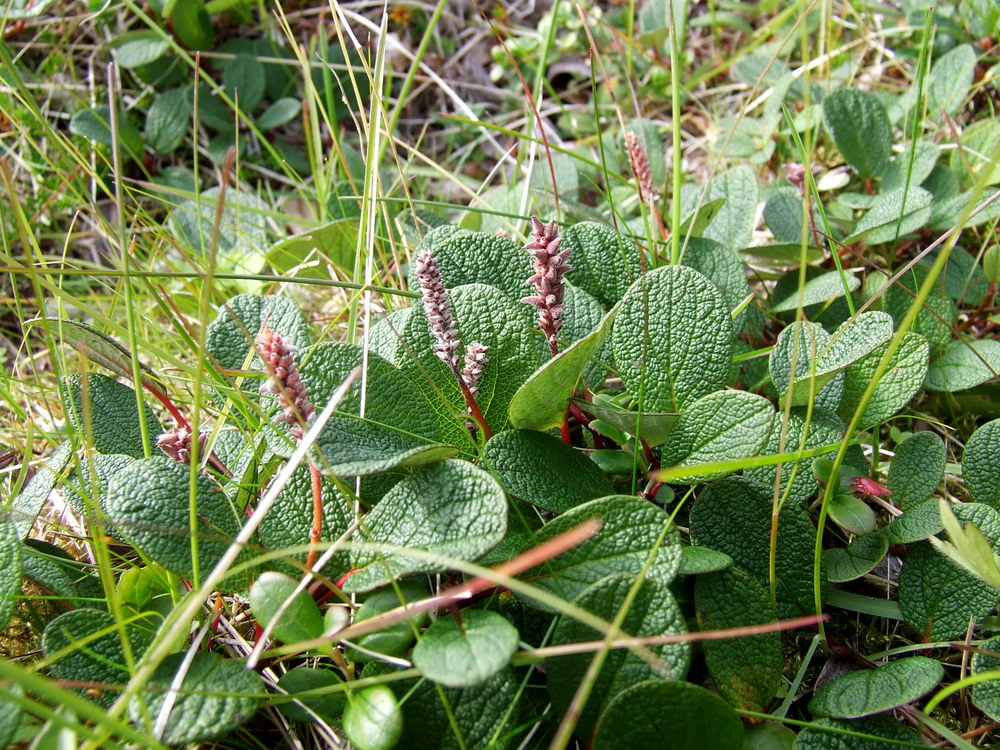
[
  {"x1": 305, "y1": 460, "x2": 323, "y2": 570},
  {"x1": 560, "y1": 413, "x2": 573, "y2": 445},
  {"x1": 453, "y1": 369, "x2": 492, "y2": 440},
  {"x1": 145, "y1": 383, "x2": 189, "y2": 428}
]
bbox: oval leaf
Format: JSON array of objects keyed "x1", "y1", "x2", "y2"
[
  {"x1": 808, "y1": 657, "x2": 944, "y2": 718},
  {"x1": 412, "y1": 609, "x2": 519, "y2": 688},
  {"x1": 250, "y1": 571, "x2": 325, "y2": 646},
  {"x1": 343, "y1": 685, "x2": 403, "y2": 750},
  {"x1": 964, "y1": 418, "x2": 1000, "y2": 508},
  {"x1": 823, "y1": 89, "x2": 892, "y2": 178}
]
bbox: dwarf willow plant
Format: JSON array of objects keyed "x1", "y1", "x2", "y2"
[{"x1": 5, "y1": 65, "x2": 1000, "y2": 747}]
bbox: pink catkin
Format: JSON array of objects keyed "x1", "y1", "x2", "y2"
[
  {"x1": 413, "y1": 249, "x2": 462, "y2": 371},
  {"x1": 461, "y1": 342, "x2": 489, "y2": 399},
  {"x1": 256, "y1": 328, "x2": 314, "y2": 439},
  {"x1": 522, "y1": 217, "x2": 572, "y2": 356},
  {"x1": 625, "y1": 131, "x2": 656, "y2": 200},
  {"x1": 157, "y1": 425, "x2": 205, "y2": 464}
]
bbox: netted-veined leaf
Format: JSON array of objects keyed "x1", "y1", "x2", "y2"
[
  {"x1": 343, "y1": 685, "x2": 402, "y2": 750},
  {"x1": 926, "y1": 339, "x2": 1000, "y2": 392},
  {"x1": 950, "y1": 117, "x2": 1000, "y2": 188},
  {"x1": 771, "y1": 270, "x2": 862, "y2": 313},
  {"x1": 313, "y1": 417, "x2": 458, "y2": 477},
  {"x1": 823, "y1": 89, "x2": 892, "y2": 179},
  {"x1": 846, "y1": 187, "x2": 933, "y2": 245},
  {"x1": 695, "y1": 566, "x2": 782, "y2": 712},
  {"x1": 611, "y1": 265, "x2": 734, "y2": 412},
  {"x1": 824, "y1": 532, "x2": 889, "y2": 583},
  {"x1": 274, "y1": 666, "x2": 345, "y2": 724},
  {"x1": 899, "y1": 503, "x2": 1000, "y2": 639},
  {"x1": 838, "y1": 332, "x2": 929, "y2": 429},
  {"x1": 412, "y1": 609, "x2": 519, "y2": 688},
  {"x1": 700, "y1": 165, "x2": 759, "y2": 253},
  {"x1": 482, "y1": 429, "x2": 614, "y2": 513},
  {"x1": 205, "y1": 294, "x2": 310, "y2": 403},
  {"x1": 398, "y1": 284, "x2": 543, "y2": 441},
  {"x1": 592, "y1": 679, "x2": 744, "y2": 750},
  {"x1": 882, "y1": 501, "x2": 942, "y2": 544},
  {"x1": 963, "y1": 418, "x2": 1000, "y2": 509},
  {"x1": 0, "y1": 518, "x2": 20, "y2": 630},
  {"x1": 808, "y1": 657, "x2": 943, "y2": 718},
  {"x1": 10, "y1": 441, "x2": 72, "y2": 539},
  {"x1": 887, "y1": 431, "x2": 945, "y2": 509},
  {"x1": 679, "y1": 545, "x2": 733, "y2": 575},
  {"x1": 658, "y1": 390, "x2": 775, "y2": 483},
  {"x1": 508, "y1": 304, "x2": 618, "y2": 431},
  {"x1": 395, "y1": 668, "x2": 519, "y2": 750},
  {"x1": 345, "y1": 460, "x2": 507, "y2": 592},
  {"x1": 42, "y1": 609, "x2": 151, "y2": 704},
  {"x1": 345, "y1": 580, "x2": 429, "y2": 663},
  {"x1": 928, "y1": 44, "x2": 976, "y2": 116},
  {"x1": 264, "y1": 218, "x2": 358, "y2": 278},
  {"x1": 257, "y1": 463, "x2": 352, "y2": 576},
  {"x1": 793, "y1": 715, "x2": 924, "y2": 749},
  {"x1": 971, "y1": 634, "x2": 1000, "y2": 722},
  {"x1": 129, "y1": 652, "x2": 262, "y2": 746},
  {"x1": 63, "y1": 373, "x2": 163, "y2": 459},
  {"x1": 408, "y1": 230, "x2": 530, "y2": 300},
  {"x1": 769, "y1": 320, "x2": 843, "y2": 412},
  {"x1": 681, "y1": 237, "x2": 762, "y2": 334},
  {"x1": 881, "y1": 141, "x2": 940, "y2": 193},
  {"x1": 249, "y1": 571, "x2": 326, "y2": 646},
  {"x1": 884, "y1": 262, "x2": 957, "y2": 356},
  {"x1": 104, "y1": 457, "x2": 246, "y2": 587},
  {"x1": 547, "y1": 574, "x2": 690, "y2": 738},
  {"x1": 562, "y1": 221, "x2": 643, "y2": 307},
  {"x1": 520, "y1": 495, "x2": 682, "y2": 610},
  {"x1": 689, "y1": 476, "x2": 819, "y2": 618}
]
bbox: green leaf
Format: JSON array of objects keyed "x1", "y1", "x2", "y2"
[
  {"x1": 900, "y1": 534, "x2": 999, "y2": 640},
  {"x1": 971, "y1": 634, "x2": 1000, "y2": 722},
  {"x1": 26, "y1": 318, "x2": 168, "y2": 400},
  {"x1": 170, "y1": 0, "x2": 214, "y2": 50},
  {"x1": 129, "y1": 652, "x2": 262, "y2": 745},
  {"x1": 63, "y1": 373, "x2": 163, "y2": 459},
  {"x1": 772, "y1": 270, "x2": 861, "y2": 313},
  {"x1": 111, "y1": 30, "x2": 169, "y2": 68},
  {"x1": 104, "y1": 458, "x2": 246, "y2": 586},
  {"x1": 206, "y1": 293, "x2": 309, "y2": 400},
  {"x1": 343, "y1": 685, "x2": 403, "y2": 750},
  {"x1": 0, "y1": 683, "x2": 22, "y2": 748},
  {"x1": 625, "y1": 117, "x2": 666, "y2": 187},
  {"x1": 793, "y1": 715, "x2": 923, "y2": 749},
  {"x1": 808, "y1": 657, "x2": 943, "y2": 718},
  {"x1": 679, "y1": 196, "x2": 727, "y2": 238},
  {"x1": 508, "y1": 304, "x2": 618, "y2": 431},
  {"x1": 882, "y1": 501, "x2": 942, "y2": 544},
  {"x1": 700, "y1": 165, "x2": 760, "y2": 252},
  {"x1": 409, "y1": 231, "x2": 530, "y2": 300},
  {"x1": 345, "y1": 580, "x2": 428, "y2": 662},
  {"x1": 963, "y1": 418, "x2": 1000, "y2": 508},
  {"x1": 257, "y1": 464, "x2": 352, "y2": 575},
  {"x1": 592, "y1": 680, "x2": 744, "y2": 750},
  {"x1": 885, "y1": 262, "x2": 957, "y2": 356},
  {"x1": 611, "y1": 265, "x2": 734, "y2": 411},
  {"x1": 256, "y1": 97, "x2": 301, "y2": 130},
  {"x1": 10, "y1": 442, "x2": 72, "y2": 538},
  {"x1": 1, "y1": 0, "x2": 57, "y2": 18},
  {"x1": 740, "y1": 242, "x2": 825, "y2": 266},
  {"x1": 223, "y1": 52, "x2": 265, "y2": 112},
  {"x1": 70, "y1": 106, "x2": 144, "y2": 159},
  {"x1": 398, "y1": 284, "x2": 542, "y2": 440},
  {"x1": 170, "y1": 187, "x2": 270, "y2": 280},
  {"x1": 846, "y1": 187, "x2": 933, "y2": 245},
  {"x1": 695, "y1": 566, "x2": 782, "y2": 712},
  {"x1": 0, "y1": 518, "x2": 21, "y2": 629},
  {"x1": 22, "y1": 539, "x2": 102, "y2": 608},
  {"x1": 412, "y1": 609, "x2": 519, "y2": 688},
  {"x1": 769, "y1": 320, "x2": 843, "y2": 411},
  {"x1": 314, "y1": 417, "x2": 458, "y2": 477},
  {"x1": 483, "y1": 429, "x2": 614, "y2": 512},
  {"x1": 521, "y1": 495, "x2": 682, "y2": 609},
  {"x1": 345, "y1": 460, "x2": 507, "y2": 592},
  {"x1": 744, "y1": 407, "x2": 845, "y2": 509},
  {"x1": 274, "y1": 666, "x2": 345, "y2": 724},
  {"x1": 881, "y1": 141, "x2": 940, "y2": 193},
  {"x1": 562, "y1": 221, "x2": 643, "y2": 307},
  {"x1": 144, "y1": 87, "x2": 192, "y2": 155},
  {"x1": 396, "y1": 668, "x2": 519, "y2": 750},
  {"x1": 887, "y1": 431, "x2": 945, "y2": 509},
  {"x1": 249, "y1": 571, "x2": 326, "y2": 646},
  {"x1": 547, "y1": 574, "x2": 690, "y2": 738},
  {"x1": 764, "y1": 187, "x2": 806, "y2": 244},
  {"x1": 827, "y1": 494, "x2": 877, "y2": 536},
  {"x1": 658, "y1": 390, "x2": 775, "y2": 483},
  {"x1": 950, "y1": 118, "x2": 1000, "y2": 188},
  {"x1": 679, "y1": 545, "x2": 732, "y2": 575},
  {"x1": 42, "y1": 609, "x2": 150, "y2": 702},
  {"x1": 928, "y1": 44, "x2": 976, "y2": 116},
  {"x1": 690, "y1": 476, "x2": 819, "y2": 618},
  {"x1": 926, "y1": 339, "x2": 1000, "y2": 392},
  {"x1": 573, "y1": 396, "x2": 679, "y2": 447},
  {"x1": 823, "y1": 89, "x2": 892, "y2": 178},
  {"x1": 681, "y1": 237, "x2": 761, "y2": 334},
  {"x1": 743, "y1": 722, "x2": 796, "y2": 750},
  {"x1": 931, "y1": 500, "x2": 1000, "y2": 592},
  {"x1": 838, "y1": 332, "x2": 929, "y2": 429},
  {"x1": 824, "y1": 532, "x2": 889, "y2": 582}
]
